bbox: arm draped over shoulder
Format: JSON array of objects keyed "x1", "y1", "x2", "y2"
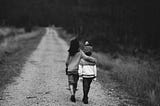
[{"x1": 80, "y1": 50, "x2": 97, "y2": 64}]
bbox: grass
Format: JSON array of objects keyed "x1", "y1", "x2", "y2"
[
  {"x1": 56, "y1": 27, "x2": 160, "y2": 106},
  {"x1": 95, "y1": 52, "x2": 160, "y2": 106},
  {"x1": 0, "y1": 28, "x2": 45, "y2": 90}
]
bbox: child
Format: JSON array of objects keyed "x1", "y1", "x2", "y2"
[
  {"x1": 79, "y1": 41, "x2": 97, "y2": 104},
  {"x1": 66, "y1": 38, "x2": 96, "y2": 103}
]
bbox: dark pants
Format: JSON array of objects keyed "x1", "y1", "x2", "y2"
[{"x1": 82, "y1": 78, "x2": 94, "y2": 99}]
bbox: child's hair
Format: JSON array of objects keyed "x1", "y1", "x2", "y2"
[
  {"x1": 85, "y1": 52, "x2": 92, "y2": 56},
  {"x1": 68, "y1": 38, "x2": 80, "y2": 56}
]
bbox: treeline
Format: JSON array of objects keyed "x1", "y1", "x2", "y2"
[
  {"x1": 61, "y1": 0, "x2": 160, "y2": 57},
  {"x1": 0, "y1": 0, "x2": 159, "y2": 57}
]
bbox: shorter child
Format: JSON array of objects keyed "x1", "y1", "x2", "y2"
[{"x1": 79, "y1": 41, "x2": 97, "y2": 104}]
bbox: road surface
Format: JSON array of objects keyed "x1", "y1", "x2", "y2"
[{"x1": 0, "y1": 28, "x2": 120, "y2": 106}]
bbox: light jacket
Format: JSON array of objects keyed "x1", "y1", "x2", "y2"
[{"x1": 78, "y1": 59, "x2": 97, "y2": 78}]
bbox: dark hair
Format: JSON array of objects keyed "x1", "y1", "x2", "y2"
[
  {"x1": 68, "y1": 38, "x2": 80, "y2": 56},
  {"x1": 85, "y1": 52, "x2": 92, "y2": 56}
]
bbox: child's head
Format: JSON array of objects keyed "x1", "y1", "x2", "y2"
[
  {"x1": 84, "y1": 41, "x2": 93, "y2": 56},
  {"x1": 68, "y1": 38, "x2": 80, "y2": 56}
]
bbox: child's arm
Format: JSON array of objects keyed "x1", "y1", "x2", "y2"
[
  {"x1": 81, "y1": 60, "x2": 95, "y2": 66},
  {"x1": 81, "y1": 50, "x2": 97, "y2": 64},
  {"x1": 65, "y1": 54, "x2": 70, "y2": 75},
  {"x1": 65, "y1": 54, "x2": 70, "y2": 67}
]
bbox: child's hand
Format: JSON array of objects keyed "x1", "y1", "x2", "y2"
[
  {"x1": 93, "y1": 78, "x2": 97, "y2": 81},
  {"x1": 65, "y1": 67, "x2": 68, "y2": 75},
  {"x1": 79, "y1": 77, "x2": 83, "y2": 81}
]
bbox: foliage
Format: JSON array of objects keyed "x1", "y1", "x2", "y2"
[{"x1": 0, "y1": 0, "x2": 159, "y2": 55}]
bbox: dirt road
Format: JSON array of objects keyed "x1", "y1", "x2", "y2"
[{"x1": 0, "y1": 28, "x2": 120, "y2": 106}]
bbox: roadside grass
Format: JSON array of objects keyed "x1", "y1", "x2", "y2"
[
  {"x1": 94, "y1": 52, "x2": 160, "y2": 106},
  {"x1": 56, "y1": 27, "x2": 160, "y2": 106},
  {"x1": 0, "y1": 28, "x2": 45, "y2": 90},
  {"x1": 55, "y1": 27, "x2": 73, "y2": 44},
  {"x1": 92, "y1": 52, "x2": 113, "y2": 71}
]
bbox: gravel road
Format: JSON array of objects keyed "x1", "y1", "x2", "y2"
[{"x1": 0, "y1": 28, "x2": 120, "y2": 106}]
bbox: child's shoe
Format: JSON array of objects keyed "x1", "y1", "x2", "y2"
[
  {"x1": 82, "y1": 97, "x2": 88, "y2": 104},
  {"x1": 70, "y1": 95, "x2": 76, "y2": 102}
]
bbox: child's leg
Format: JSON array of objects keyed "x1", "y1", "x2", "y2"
[
  {"x1": 83, "y1": 78, "x2": 89, "y2": 98},
  {"x1": 68, "y1": 74, "x2": 79, "y2": 102},
  {"x1": 69, "y1": 84, "x2": 76, "y2": 102},
  {"x1": 69, "y1": 84, "x2": 74, "y2": 95},
  {"x1": 87, "y1": 78, "x2": 93, "y2": 94},
  {"x1": 67, "y1": 76, "x2": 71, "y2": 90},
  {"x1": 73, "y1": 75, "x2": 79, "y2": 91},
  {"x1": 68, "y1": 75, "x2": 74, "y2": 95},
  {"x1": 82, "y1": 78, "x2": 93, "y2": 103}
]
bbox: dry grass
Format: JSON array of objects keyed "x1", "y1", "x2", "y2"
[
  {"x1": 92, "y1": 52, "x2": 114, "y2": 71},
  {"x1": 94, "y1": 52, "x2": 160, "y2": 106},
  {"x1": 0, "y1": 28, "x2": 45, "y2": 90},
  {"x1": 55, "y1": 27, "x2": 75, "y2": 45}
]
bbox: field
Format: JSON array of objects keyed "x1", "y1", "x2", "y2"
[
  {"x1": 0, "y1": 27, "x2": 45, "y2": 91},
  {"x1": 57, "y1": 27, "x2": 160, "y2": 106}
]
